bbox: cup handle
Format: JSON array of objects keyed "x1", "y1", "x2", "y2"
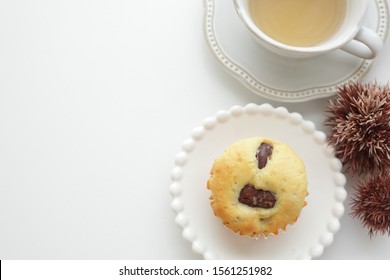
[{"x1": 340, "y1": 27, "x2": 383, "y2": 59}]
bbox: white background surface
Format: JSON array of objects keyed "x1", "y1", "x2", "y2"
[{"x1": 0, "y1": 0, "x2": 389, "y2": 259}]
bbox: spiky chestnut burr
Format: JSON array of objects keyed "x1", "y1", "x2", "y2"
[
  {"x1": 325, "y1": 82, "x2": 390, "y2": 175},
  {"x1": 351, "y1": 174, "x2": 390, "y2": 237}
]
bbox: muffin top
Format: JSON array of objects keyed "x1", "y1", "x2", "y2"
[{"x1": 207, "y1": 137, "x2": 308, "y2": 237}]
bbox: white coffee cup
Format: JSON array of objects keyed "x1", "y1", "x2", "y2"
[{"x1": 233, "y1": 0, "x2": 383, "y2": 59}]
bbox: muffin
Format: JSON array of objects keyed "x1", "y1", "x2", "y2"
[{"x1": 207, "y1": 137, "x2": 308, "y2": 238}]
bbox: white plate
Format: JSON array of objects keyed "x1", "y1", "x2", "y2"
[
  {"x1": 204, "y1": 0, "x2": 389, "y2": 102},
  {"x1": 170, "y1": 104, "x2": 347, "y2": 259}
]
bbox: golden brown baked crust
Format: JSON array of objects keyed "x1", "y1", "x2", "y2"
[{"x1": 207, "y1": 137, "x2": 308, "y2": 237}]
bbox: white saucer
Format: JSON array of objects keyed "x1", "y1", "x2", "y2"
[
  {"x1": 204, "y1": 0, "x2": 389, "y2": 102},
  {"x1": 170, "y1": 104, "x2": 347, "y2": 259}
]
